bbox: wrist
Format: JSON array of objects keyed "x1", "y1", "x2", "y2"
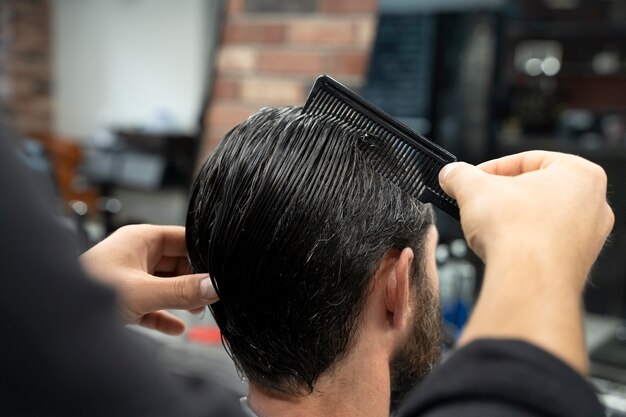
[
  {"x1": 462, "y1": 241, "x2": 589, "y2": 374},
  {"x1": 483, "y1": 236, "x2": 589, "y2": 294}
]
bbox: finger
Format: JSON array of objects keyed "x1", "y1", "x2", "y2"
[
  {"x1": 154, "y1": 256, "x2": 192, "y2": 276},
  {"x1": 154, "y1": 255, "x2": 179, "y2": 273},
  {"x1": 146, "y1": 273, "x2": 218, "y2": 311},
  {"x1": 476, "y1": 151, "x2": 564, "y2": 176},
  {"x1": 157, "y1": 226, "x2": 188, "y2": 257},
  {"x1": 138, "y1": 310, "x2": 186, "y2": 335},
  {"x1": 145, "y1": 226, "x2": 189, "y2": 270},
  {"x1": 439, "y1": 162, "x2": 489, "y2": 204}
]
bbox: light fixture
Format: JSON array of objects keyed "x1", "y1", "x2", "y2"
[
  {"x1": 541, "y1": 56, "x2": 562, "y2": 76},
  {"x1": 524, "y1": 58, "x2": 543, "y2": 76}
]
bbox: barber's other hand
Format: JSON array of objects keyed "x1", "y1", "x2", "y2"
[
  {"x1": 439, "y1": 151, "x2": 614, "y2": 373},
  {"x1": 439, "y1": 151, "x2": 614, "y2": 290},
  {"x1": 81, "y1": 225, "x2": 217, "y2": 335}
]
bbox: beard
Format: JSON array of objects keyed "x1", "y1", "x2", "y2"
[{"x1": 388, "y1": 279, "x2": 442, "y2": 415}]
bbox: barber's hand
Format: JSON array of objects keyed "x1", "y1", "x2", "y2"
[
  {"x1": 439, "y1": 151, "x2": 614, "y2": 373},
  {"x1": 81, "y1": 225, "x2": 217, "y2": 335},
  {"x1": 440, "y1": 151, "x2": 614, "y2": 290}
]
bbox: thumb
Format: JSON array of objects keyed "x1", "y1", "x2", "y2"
[
  {"x1": 148, "y1": 273, "x2": 219, "y2": 311},
  {"x1": 439, "y1": 162, "x2": 488, "y2": 204}
]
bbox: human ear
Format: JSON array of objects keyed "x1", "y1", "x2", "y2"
[{"x1": 385, "y1": 247, "x2": 414, "y2": 330}]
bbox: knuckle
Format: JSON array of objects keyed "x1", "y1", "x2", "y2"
[
  {"x1": 587, "y1": 162, "x2": 608, "y2": 185},
  {"x1": 465, "y1": 233, "x2": 485, "y2": 260},
  {"x1": 119, "y1": 224, "x2": 153, "y2": 233},
  {"x1": 595, "y1": 165, "x2": 608, "y2": 184},
  {"x1": 117, "y1": 224, "x2": 141, "y2": 235},
  {"x1": 605, "y1": 204, "x2": 616, "y2": 229},
  {"x1": 173, "y1": 278, "x2": 191, "y2": 305},
  {"x1": 116, "y1": 224, "x2": 158, "y2": 247}
]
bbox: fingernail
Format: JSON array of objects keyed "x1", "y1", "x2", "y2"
[
  {"x1": 200, "y1": 275, "x2": 217, "y2": 300},
  {"x1": 439, "y1": 163, "x2": 459, "y2": 185}
]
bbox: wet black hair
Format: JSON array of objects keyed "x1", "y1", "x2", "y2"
[{"x1": 186, "y1": 107, "x2": 434, "y2": 394}]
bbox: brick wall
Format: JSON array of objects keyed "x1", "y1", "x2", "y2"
[
  {"x1": 0, "y1": 0, "x2": 51, "y2": 136},
  {"x1": 201, "y1": 0, "x2": 378, "y2": 157}
]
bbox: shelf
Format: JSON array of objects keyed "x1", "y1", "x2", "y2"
[{"x1": 505, "y1": 22, "x2": 626, "y2": 39}]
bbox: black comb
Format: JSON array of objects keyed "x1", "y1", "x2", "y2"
[{"x1": 303, "y1": 75, "x2": 460, "y2": 221}]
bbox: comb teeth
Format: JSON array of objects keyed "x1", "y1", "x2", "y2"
[{"x1": 303, "y1": 75, "x2": 460, "y2": 220}]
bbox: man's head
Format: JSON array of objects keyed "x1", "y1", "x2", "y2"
[{"x1": 187, "y1": 107, "x2": 440, "y2": 409}]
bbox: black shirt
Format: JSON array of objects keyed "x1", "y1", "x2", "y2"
[
  {"x1": 399, "y1": 339, "x2": 605, "y2": 417},
  {"x1": 0, "y1": 133, "x2": 605, "y2": 417}
]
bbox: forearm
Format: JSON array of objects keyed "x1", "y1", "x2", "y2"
[
  {"x1": 0, "y1": 135, "x2": 243, "y2": 417},
  {"x1": 459, "y1": 245, "x2": 588, "y2": 374}
]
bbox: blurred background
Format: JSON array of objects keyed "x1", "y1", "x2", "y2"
[{"x1": 1, "y1": 0, "x2": 626, "y2": 413}]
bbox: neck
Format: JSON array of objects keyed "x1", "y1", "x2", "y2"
[{"x1": 247, "y1": 342, "x2": 391, "y2": 417}]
